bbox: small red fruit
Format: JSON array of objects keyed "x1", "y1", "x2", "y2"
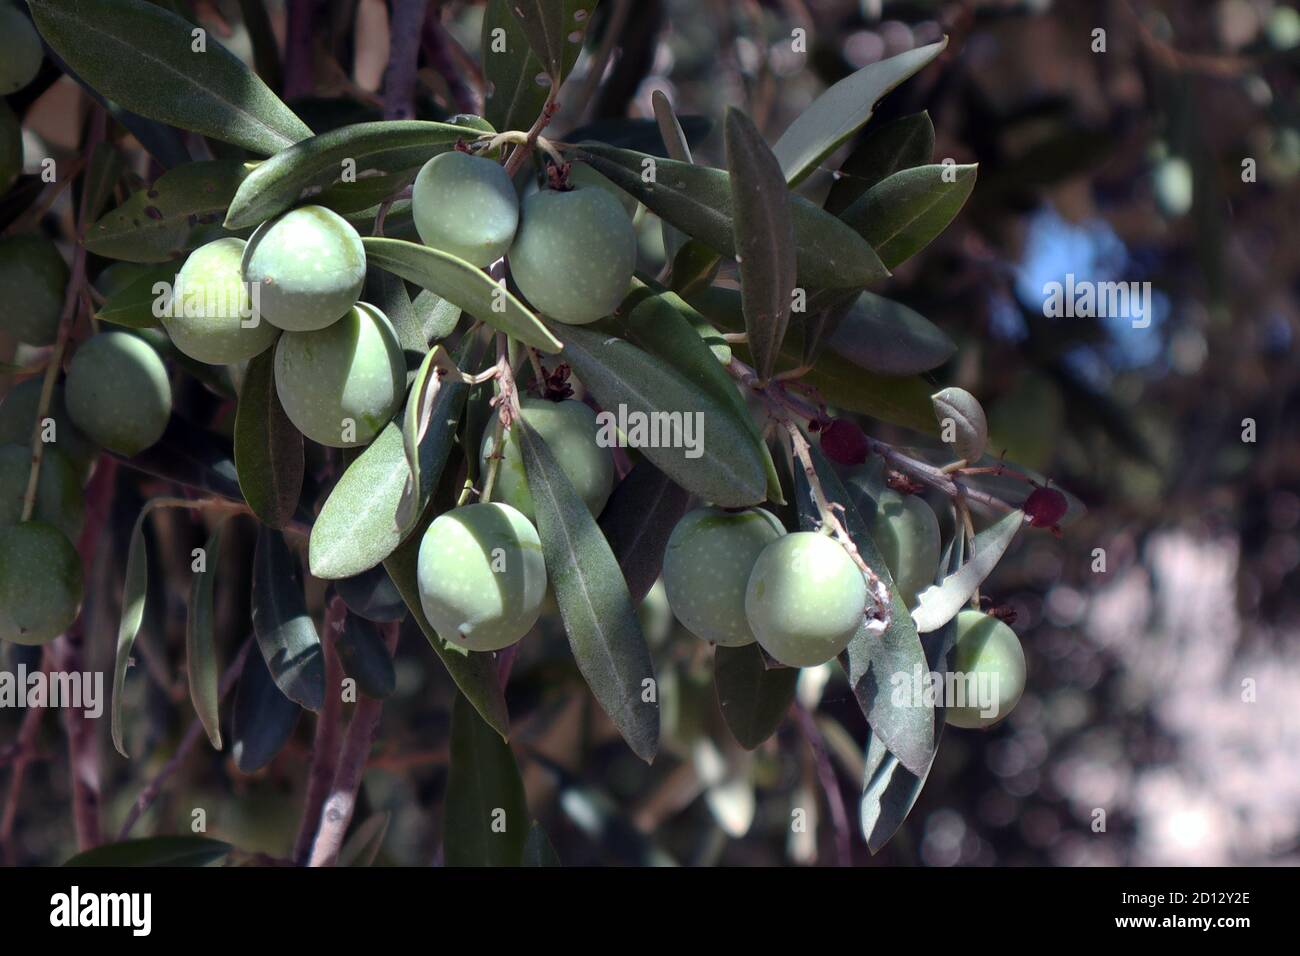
[
  {"x1": 1024, "y1": 486, "x2": 1067, "y2": 528},
  {"x1": 820, "y1": 418, "x2": 868, "y2": 465}
]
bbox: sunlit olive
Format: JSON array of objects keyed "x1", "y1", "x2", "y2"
[
  {"x1": 412, "y1": 151, "x2": 519, "y2": 266},
  {"x1": 0, "y1": 521, "x2": 83, "y2": 646},
  {"x1": 943, "y1": 610, "x2": 1027, "y2": 729},
  {"x1": 64, "y1": 331, "x2": 172, "y2": 456},
  {"x1": 744, "y1": 532, "x2": 866, "y2": 668},
  {"x1": 415, "y1": 502, "x2": 547, "y2": 652},
  {"x1": 662, "y1": 507, "x2": 784, "y2": 647},
  {"x1": 165, "y1": 237, "x2": 279, "y2": 364}
]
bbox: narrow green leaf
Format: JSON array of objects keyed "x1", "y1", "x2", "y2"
[
  {"x1": 111, "y1": 505, "x2": 152, "y2": 758},
  {"x1": 444, "y1": 692, "x2": 529, "y2": 866},
  {"x1": 823, "y1": 291, "x2": 956, "y2": 376},
  {"x1": 557, "y1": 324, "x2": 767, "y2": 507},
  {"x1": 931, "y1": 386, "x2": 987, "y2": 462},
  {"x1": 362, "y1": 237, "x2": 561, "y2": 353},
  {"x1": 772, "y1": 38, "x2": 947, "y2": 186},
  {"x1": 714, "y1": 642, "x2": 797, "y2": 750},
  {"x1": 652, "y1": 90, "x2": 693, "y2": 266},
  {"x1": 413, "y1": 289, "x2": 462, "y2": 343},
  {"x1": 383, "y1": 514, "x2": 512, "y2": 739},
  {"x1": 82, "y1": 141, "x2": 126, "y2": 225},
  {"x1": 841, "y1": 163, "x2": 977, "y2": 270},
  {"x1": 84, "y1": 160, "x2": 250, "y2": 263},
  {"x1": 334, "y1": 614, "x2": 396, "y2": 700},
  {"x1": 64, "y1": 836, "x2": 232, "y2": 867},
  {"x1": 224, "y1": 120, "x2": 482, "y2": 229},
  {"x1": 522, "y1": 821, "x2": 561, "y2": 866},
  {"x1": 576, "y1": 144, "x2": 887, "y2": 290},
  {"x1": 94, "y1": 263, "x2": 174, "y2": 329},
  {"x1": 824, "y1": 111, "x2": 935, "y2": 216},
  {"x1": 338, "y1": 812, "x2": 391, "y2": 867},
  {"x1": 29, "y1": 0, "x2": 312, "y2": 156},
  {"x1": 482, "y1": 0, "x2": 597, "y2": 132},
  {"x1": 911, "y1": 509, "x2": 1024, "y2": 633},
  {"x1": 397, "y1": 345, "x2": 455, "y2": 532},
  {"x1": 724, "y1": 109, "x2": 796, "y2": 382},
  {"x1": 335, "y1": 565, "x2": 408, "y2": 623},
  {"x1": 187, "y1": 521, "x2": 226, "y2": 749},
  {"x1": 231, "y1": 641, "x2": 302, "y2": 773},
  {"x1": 516, "y1": 416, "x2": 660, "y2": 762},
  {"x1": 596, "y1": 457, "x2": 691, "y2": 604},
  {"x1": 251, "y1": 526, "x2": 325, "y2": 712},
  {"x1": 506, "y1": 0, "x2": 566, "y2": 80},
  {"x1": 366, "y1": 265, "x2": 426, "y2": 358},
  {"x1": 310, "y1": 332, "x2": 485, "y2": 580},
  {"x1": 234, "y1": 347, "x2": 303, "y2": 530}
]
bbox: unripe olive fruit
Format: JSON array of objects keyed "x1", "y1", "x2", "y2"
[
  {"x1": 412, "y1": 151, "x2": 519, "y2": 266},
  {"x1": 415, "y1": 501, "x2": 547, "y2": 652},
  {"x1": 0, "y1": 379, "x2": 97, "y2": 477},
  {"x1": 508, "y1": 187, "x2": 636, "y2": 324},
  {"x1": 0, "y1": 521, "x2": 83, "y2": 646},
  {"x1": 868, "y1": 488, "x2": 940, "y2": 608},
  {"x1": 165, "y1": 238, "x2": 279, "y2": 364},
  {"x1": 273, "y1": 302, "x2": 404, "y2": 448},
  {"x1": 0, "y1": 101, "x2": 21, "y2": 194},
  {"x1": 662, "y1": 507, "x2": 784, "y2": 647},
  {"x1": 0, "y1": 444, "x2": 85, "y2": 540},
  {"x1": 0, "y1": 235, "x2": 69, "y2": 347},
  {"x1": 65, "y1": 331, "x2": 172, "y2": 456},
  {"x1": 943, "y1": 610, "x2": 1027, "y2": 729},
  {"x1": 479, "y1": 398, "x2": 613, "y2": 523},
  {"x1": 523, "y1": 163, "x2": 638, "y2": 218},
  {"x1": 242, "y1": 205, "x2": 366, "y2": 331},
  {"x1": 638, "y1": 577, "x2": 674, "y2": 649},
  {"x1": 744, "y1": 532, "x2": 867, "y2": 668},
  {"x1": 0, "y1": 5, "x2": 43, "y2": 95}
]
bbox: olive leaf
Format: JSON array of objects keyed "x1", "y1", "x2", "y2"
[
  {"x1": 251, "y1": 527, "x2": 325, "y2": 712},
  {"x1": 82, "y1": 140, "x2": 126, "y2": 225},
  {"x1": 398, "y1": 345, "x2": 465, "y2": 532},
  {"x1": 506, "y1": 0, "x2": 568, "y2": 82},
  {"x1": 231, "y1": 637, "x2": 302, "y2": 773},
  {"x1": 235, "y1": 0, "x2": 282, "y2": 91},
  {"x1": 224, "y1": 120, "x2": 482, "y2": 229},
  {"x1": 772, "y1": 38, "x2": 947, "y2": 187},
  {"x1": 362, "y1": 237, "x2": 562, "y2": 353},
  {"x1": 565, "y1": 115, "x2": 713, "y2": 157},
  {"x1": 823, "y1": 291, "x2": 956, "y2": 377},
  {"x1": 366, "y1": 266, "x2": 427, "y2": 358},
  {"x1": 931, "y1": 387, "x2": 988, "y2": 462},
  {"x1": 338, "y1": 812, "x2": 391, "y2": 867},
  {"x1": 596, "y1": 457, "x2": 691, "y2": 604},
  {"x1": 714, "y1": 642, "x2": 798, "y2": 750},
  {"x1": 84, "y1": 160, "x2": 250, "y2": 263},
  {"x1": 725, "y1": 108, "x2": 796, "y2": 382},
  {"x1": 111, "y1": 504, "x2": 153, "y2": 759},
  {"x1": 824, "y1": 111, "x2": 935, "y2": 216},
  {"x1": 413, "y1": 289, "x2": 462, "y2": 343},
  {"x1": 576, "y1": 144, "x2": 887, "y2": 290},
  {"x1": 652, "y1": 90, "x2": 695, "y2": 269},
  {"x1": 187, "y1": 520, "x2": 226, "y2": 749},
  {"x1": 63, "y1": 836, "x2": 233, "y2": 868},
  {"x1": 234, "y1": 347, "x2": 303, "y2": 531},
  {"x1": 911, "y1": 508, "x2": 1025, "y2": 634},
  {"x1": 482, "y1": 0, "x2": 597, "y2": 132},
  {"x1": 516, "y1": 416, "x2": 660, "y2": 763},
  {"x1": 556, "y1": 324, "x2": 767, "y2": 507},
  {"x1": 793, "y1": 445, "x2": 935, "y2": 776},
  {"x1": 94, "y1": 263, "x2": 174, "y2": 329},
  {"x1": 444, "y1": 692, "x2": 529, "y2": 866},
  {"x1": 310, "y1": 332, "x2": 485, "y2": 579},
  {"x1": 840, "y1": 163, "x2": 978, "y2": 270},
  {"x1": 334, "y1": 614, "x2": 396, "y2": 700},
  {"x1": 383, "y1": 507, "x2": 511, "y2": 739},
  {"x1": 522, "y1": 821, "x2": 562, "y2": 867},
  {"x1": 335, "y1": 565, "x2": 408, "y2": 623},
  {"x1": 29, "y1": 0, "x2": 312, "y2": 156}
]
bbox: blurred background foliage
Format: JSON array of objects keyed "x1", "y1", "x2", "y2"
[{"x1": 4, "y1": 0, "x2": 1300, "y2": 866}]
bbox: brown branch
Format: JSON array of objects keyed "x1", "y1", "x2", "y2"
[
  {"x1": 383, "y1": 0, "x2": 429, "y2": 120},
  {"x1": 292, "y1": 597, "x2": 347, "y2": 864}
]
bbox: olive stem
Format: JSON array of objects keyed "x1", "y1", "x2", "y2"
[
  {"x1": 293, "y1": 598, "x2": 347, "y2": 863},
  {"x1": 503, "y1": 80, "x2": 560, "y2": 178}
]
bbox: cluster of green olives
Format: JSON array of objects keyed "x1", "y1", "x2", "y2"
[
  {"x1": 412, "y1": 150, "x2": 637, "y2": 325},
  {"x1": 415, "y1": 396, "x2": 615, "y2": 651}
]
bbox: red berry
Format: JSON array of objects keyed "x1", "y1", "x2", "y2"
[
  {"x1": 820, "y1": 418, "x2": 868, "y2": 465},
  {"x1": 1024, "y1": 486, "x2": 1067, "y2": 528}
]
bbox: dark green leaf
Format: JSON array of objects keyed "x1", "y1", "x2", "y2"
[
  {"x1": 725, "y1": 108, "x2": 796, "y2": 382},
  {"x1": 335, "y1": 565, "x2": 408, "y2": 623},
  {"x1": 482, "y1": 0, "x2": 597, "y2": 131},
  {"x1": 522, "y1": 821, "x2": 561, "y2": 866},
  {"x1": 234, "y1": 347, "x2": 303, "y2": 530},
  {"x1": 823, "y1": 291, "x2": 956, "y2": 376},
  {"x1": 84, "y1": 160, "x2": 249, "y2": 263},
  {"x1": 224, "y1": 120, "x2": 482, "y2": 229},
  {"x1": 94, "y1": 263, "x2": 174, "y2": 329},
  {"x1": 714, "y1": 642, "x2": 797, "y2": 750},
  {"x1": 82, "y1": 141, "x2": 126, "y2": 225},
  {"x1": 557, "y1": 324, "x2": 767, "y2": 507},
  {"x1": 506, "y1": 0, "x2": 566, "y2": 81},
  {"x1": 236, "y1": 0, "x2": 283, "y2": 92},
  {"x1": 841, "y1": 163, "x2": 977, "y2": 270},
  {"x1": 577, "y1": 144, "x2": 887, "y2": 290},
  {"x1": 111, "y1": 505, "x2": 152, "y2": 758},
  {"x1": 366, "y1": 266, "x2": 426, "y2": 358},
  {"x1": 931, "y1": 386, "x2": 987, "y2": 462},
  {"x1": 64, "y1": 836, "x2": 232, "y2": 867},
  {"x1": 251, "y1": 526, "x2": 325, "y2": 712},
  {"x1": 516, "y1": 416, "x2": 659, "y2": 762},
  {"x1": 187, "y1": 521, "x2": 225, "y2": 749},
  {"x1": 772, "y1": 39, "x2": 947, "y2": 186},
  {"x1": 596, "y1": 457, "x2": 691, "y2": 604},
  {"x1": 334, "y1": 614, "x2": 396, "y2": 700},
  {"x1": 444, "y1": 692, "x2": 529, "y2": 866},
  {"x1": 363, "y1": 237, "x2": 561, "y2": 353},
  {"x1": 824, "y1": 112, "x2": 934, "y2": 215},
  {"x1": 30, "y1": 0, "x2": 312, "y2": 156},
  {"x1": 413, "y1": 289, "x2": 462, "y2": 343},
  {"x1": 231, "y1": 637, "x2": 302, "y2": 773}
]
